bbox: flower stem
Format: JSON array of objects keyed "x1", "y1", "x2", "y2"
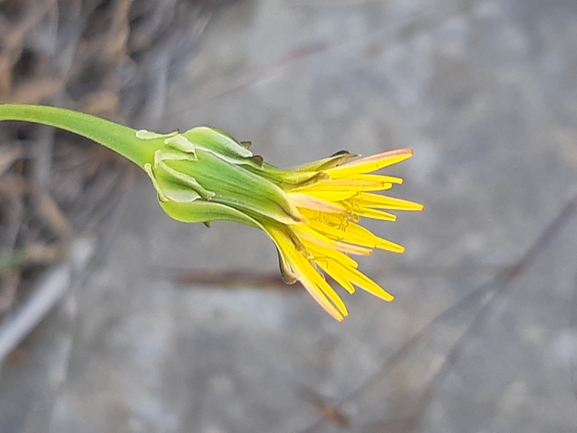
[{"x1": 0, "y1": 104, "x2": 156, "y2": 167}]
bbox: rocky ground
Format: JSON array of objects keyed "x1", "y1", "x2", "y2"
[{"x1": 2, "y1": 0, "x2": 577, "y2": 432}]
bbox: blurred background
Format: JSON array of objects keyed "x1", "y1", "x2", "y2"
[{"x1": 1, "y1": 0, "x2": 577, "y2": 432}]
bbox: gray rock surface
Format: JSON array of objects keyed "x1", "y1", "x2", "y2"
[{"x1": 2, "y1": 0, "x2": 577, "y2": 432}]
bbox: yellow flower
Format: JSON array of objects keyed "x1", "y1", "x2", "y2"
[
  {"x1": 140, "y1": 127, "x2": 423, "y2": 321},
  {"x1": 0, "y1": 104, "x2": 421, "y2": 320},
  {"x1": 255, "y1": 149, "x2": 423, "y2": 320}
]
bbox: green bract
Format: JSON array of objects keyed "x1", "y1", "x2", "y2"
[{"x1": 138, "y1": 127, "x2": 305, "y2": 226}]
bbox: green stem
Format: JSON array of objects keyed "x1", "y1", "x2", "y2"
[{"x1": 0, "y1": 104, "x2": 156, "y2": 167}]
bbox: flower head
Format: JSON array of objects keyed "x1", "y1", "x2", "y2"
[
  {"x1": 140, "y1": 127, "x2": 423, "y2": 321},
  {"x1": 0, "y1": 103, "x2": 420, "y2": 320}
]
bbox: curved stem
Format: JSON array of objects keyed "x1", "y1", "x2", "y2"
[{"x1": 0, "y1": 104, "x2": 156, "y2": 167}]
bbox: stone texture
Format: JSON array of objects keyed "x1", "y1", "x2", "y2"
[{"x1": 2, "y1": 0, "x2": 577, "y2": 432}]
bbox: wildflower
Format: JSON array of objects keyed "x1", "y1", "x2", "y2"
[
  {"x1": 140, "y1": 127, "x2": 423, "y2": 321},
  {"x1": 0, "y1": 104, "x2": 423, "y2": 320}
]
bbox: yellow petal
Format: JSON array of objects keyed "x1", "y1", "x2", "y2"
[
  {"x1": 265, "y1": 224, "x2": 347, "y2": 320},
  {"x1": 306, "y1": 239, "x2": 360, "y2": 269},
  {"x1": 327, "y1": 148, "x2": 414, "y2": 176},
  {"x1": 332, "y1": 241, "x2": 374, "y2": 256},
  {"x1": 354, "y1": 193, "x2": 424, "y2": 211},
  {"x1": 297, "y1": 190, "x2": 358, "y2": 202},
  {"x1": 346, "y1": 206, "x2": 398, "y2": 222},
  {"x1": 288, "y1": 193, "x2": 347, "y2": 214},
  {"x1": 307, "y1": 217, "x2": 404, "y2": 253},
  {"x1": 329, "y1": 173, "x2": 404, "y2": 185},
  {"x1": 316, "y1": 260, "x2": 356, "y2": 294},
  {"x1": 296, "y1": 225, "x2": 374, "y2": 256},
  {"x1": 310, "y1": 247, "x2": 394, "y2": 302},
  {"x1": 288, "y1": 247, "x2": 348, "y2": 320},
  {"x1": 293, "y1": 178, "x2": 390, "y2": 193},
  {"x1": 341, "y1": 265, "x2": 394, "y2": 301}
]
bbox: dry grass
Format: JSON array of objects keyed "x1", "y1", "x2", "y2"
[{"x1": 0, "y1": 0, "x2": 232, "y2": 320}]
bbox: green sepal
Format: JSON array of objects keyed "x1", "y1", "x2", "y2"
[
  {"x1": 144, "y1": 163, "x2": 165, "y2": 202},
  {"x1": 160, "y1": 199, "x2": 261, "y2": 228},
  {"x1": 183, "y1": 127, "x2": 262, "y2": 168},
  {"x1": 154, "y1": 148, "x2": 196, "y2": 164},
  {"x1": 247, "y1": 163, "x2": 329, "y2": 190},
  {"x1": 164, "y1": 149, "x2": 305, "y2": 225},
  {"x1": 159, "y1": 199, "x2": 300, "y2": 285},
  {"x1": 247, "y1": 151, "x2": 358, "y2": 190},
  {"x1": 164, "y1": 133, "x2": 197, "y2": 157},
  {"x1": 144, "y1": 162, "x2": 200, "y2": 203},
  {"x1": 289, "y1": 150, "x2": 358, "y2": 172},
  {"x1": 156, "y1": 160, "x2": 215, "y2": 201}
]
